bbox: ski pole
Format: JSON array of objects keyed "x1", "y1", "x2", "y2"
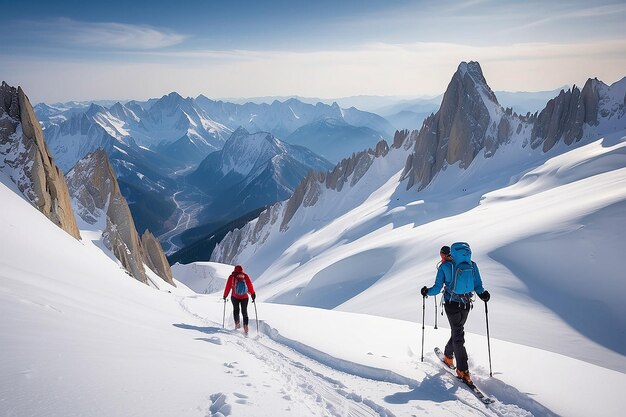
[
  {"x1": 253, "y1": 300, "x2": 259, "y2": 334},
  {"x1": 222, "y1": 298, "x2": 227, "y2": 329},
  {"x1": 434, "y1": 295, "x2": 438, "y2": 329},
  {"x1": 421, "y1": 295, "x2": 426, "y2": 362},
  {"x1": 484, "y1": 300, "x2": 493, "y2": 377}
]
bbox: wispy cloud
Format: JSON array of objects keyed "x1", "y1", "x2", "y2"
[
  {"x1": 508, "y1": 3, "x2": 626, "y2": 32},
  {"x1": 18, "y1": 18, "x2": 188, "y2": 50},
  {"x1": 5, "y1": 37, "x2": 626, "y2": 102}
]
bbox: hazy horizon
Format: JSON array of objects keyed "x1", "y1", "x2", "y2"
[{"x1": 2, "y1": 0, "x2": 625, "y2": 103}]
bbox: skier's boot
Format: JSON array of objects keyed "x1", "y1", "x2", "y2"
[
  {"x1": 443, "y1": 354, "x2": 454, "y2": 368},
  {"x1": 235, "y1": 321, "x2": 241, "y2": 330},
  {"x1": 243, "y1": 324, "x2": 249, "y2": 335},
  {"x1": 456, "y1": 369, "x2": 473, "y2": 384}
]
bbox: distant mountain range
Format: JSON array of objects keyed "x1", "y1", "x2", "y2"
[
  {"x1": 31, "y1": 85, "x2": 588, "y2": 258},
  {"x1": 34, "y1": 94, "x2": 391, "y2": 250}
]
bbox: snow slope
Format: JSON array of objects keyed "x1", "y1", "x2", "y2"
[
  {"x1": 171, "y1": 261, "x2": 229, "y2": 294},
  {"x1": 214, "y1": 124, "x2": 626, "y2": 375},
  {"x1": 1, "y1": 160, "x2": 624, "y2": 417}
]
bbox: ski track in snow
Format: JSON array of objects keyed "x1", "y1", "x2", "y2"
[{"x1": 176, "y1": 296, "x2": 553, "y2": 417}]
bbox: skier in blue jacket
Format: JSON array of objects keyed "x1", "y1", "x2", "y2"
[{"x1": 421, "y1": 244, "x2": 490, "y2": 384}]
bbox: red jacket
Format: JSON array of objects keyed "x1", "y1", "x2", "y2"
[{"x1": 223, "y1": 266, "x2": 255, "y2": 300}]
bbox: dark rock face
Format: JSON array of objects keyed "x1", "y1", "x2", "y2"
[
  {"x1": 141, "y1": 230, "x2": 175, "y2": 286},
  {"x1": 67, "y1": 149, "x2": 148, "y2": 284},
  {"x1": 281, "y1": 171, "x2": 324, "y2": 231},
  {"x1": 0, "y1": 82, "x2": 80, "y2": 239},
  {"x1": 392, "y1": 129, "x2": 411, "y2": 149},
  {"x1": 67, "y1": 149, "x2": 175, "y2": 286},
  {"x1": 530, "y1": 79, "x2": 601, "y2": 152},
  {"x1": 402, "y1": 61, "x2": 507, "y2": 190}
]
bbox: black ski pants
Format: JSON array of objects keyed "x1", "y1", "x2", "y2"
[
  {"x1": 231, "y1": 297, "x2": 249, "y2": 326},
  {"x1": 444, "y1": 301, "x2": 471, "y2": 372}
]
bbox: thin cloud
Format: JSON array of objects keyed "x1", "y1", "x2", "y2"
[
  {"x1": 18, "y1": 18, "x2": 188, "y2": 50},
  {"x1": 508, "y1": 3, "x2": 626, "y2": 32},
  {"x1": 5, "y1": 38, "x2": 626, "y2": 102}
]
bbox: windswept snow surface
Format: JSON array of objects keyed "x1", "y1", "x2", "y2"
[{"x1": 1, "y1": 169, "x2": 624, "y2": 417}]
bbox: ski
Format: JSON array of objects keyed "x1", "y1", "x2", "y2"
[
  {"x1": 434, "y1": 347, "x2": 456, "y2": 370},
  {"x1": 434, "y1": 347, "x2": 495, "y2": 405}
]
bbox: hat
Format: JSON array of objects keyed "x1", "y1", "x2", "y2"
[
  {"x1": 440, "y1": 246, "x2": 451, "y2": 256},
  {"x1": 234, "y1": 265, "x2": 243, "y2": 273}
]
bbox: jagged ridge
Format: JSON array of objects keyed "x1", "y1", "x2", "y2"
[{"x1": 0, "y1": 82, "x2": 81, "y2": 239}]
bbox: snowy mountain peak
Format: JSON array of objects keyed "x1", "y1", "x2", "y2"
[
  {"x1": 220, "y1": 129, "x2": 281, "y2": 176},
  {"x1": 85, "y1": 103, "x2": 109, "y2": 119},
  {"x1": 186, "y1": 128, "x2": 332, "y2": 224}
]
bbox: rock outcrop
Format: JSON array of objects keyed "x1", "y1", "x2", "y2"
[
  {"x1": 67, "y1": 149, "x2": 174, "y2": 286},
  {"x1": 401, "y1": 61, "x2": 510, "y2": 190},
  {"x1": 0, "y1": 82, "x2": 81, "y2": 239},
  {"x1": 141, "y1": 230, "x2": 175, "y2": 286},
  {"x1": 530, "y1": 78, "x2": 601, "y2": 152},
  {"x1": 67, "y1": 149, "x2": 147, "y2": 283}
]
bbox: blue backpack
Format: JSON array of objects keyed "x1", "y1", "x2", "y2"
[
  {"x1": 234, "y1": 273, "x2": 248, "y2": 296},
  {"x1": 448, "y1": 242, "x2": 476, "y2": 295}
]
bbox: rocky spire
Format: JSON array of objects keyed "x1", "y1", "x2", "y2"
[
  {"x1": 67, "y1": 149, "x2": 173, "y2": 286},
  {"x1": 67, "y1": 149, "x2": 148, "y2": 283},
  {"x1": 401, "y1": 61, "x2": 508, "y2": 190},
  {"x1": 0, "y1": 82, "x2": 81, "y2": 239},
  {"x1": 530, "y1": 78, "x2": 601, "y2": 152},
  {"x1": 141, "y1": 230, "x2": 175, "y2": 286}
]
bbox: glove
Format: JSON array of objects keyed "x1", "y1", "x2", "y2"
[
  {"x1": 420, "y1": 286, "x2": 428, "y2": 297},
  {"x1": 479, "y1": 290, "x2": 490, "y2": 302},
  {"x1": 223, "y1": 297, "x2": 227, "y2": 301},
  {"x1": 251, "y1": 293, "x2": 256, "y2": 301}
]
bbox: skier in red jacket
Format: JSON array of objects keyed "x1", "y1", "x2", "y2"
[{"x1": 223, "y1": 265, "x2": 256, "y2": 334}]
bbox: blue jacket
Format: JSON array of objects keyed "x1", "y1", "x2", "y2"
[{"x1": 427, "y1": 261, "x2": 485, "y2": 303}]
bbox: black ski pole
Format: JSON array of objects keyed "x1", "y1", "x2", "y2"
[
  {"x1": 253, "y1": 300, "x2": 259, "y2": 334},
  {"x1": 421, "y1": 295, "x2": 426, "y2": 362},
  {"x1": 484, "y1": 300, "x2": 493, "y2": 377},
  {"x1": 434, "y1": 295, "x2": 438, "y2": 329},
  {"x1": 222, "y1": 298, "x2": 227, "y2": 329}
]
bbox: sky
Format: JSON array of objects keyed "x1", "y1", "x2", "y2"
[{"x1": 2, "y1": 0, "x2": 626, "y2": 103}]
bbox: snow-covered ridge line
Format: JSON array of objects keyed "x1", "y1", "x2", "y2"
[{"x1": 211, "y1": 137, "x2": 393, "y2": 263}]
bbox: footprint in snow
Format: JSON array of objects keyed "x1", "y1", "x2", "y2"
[
  {"x1": 233, "y1": 392, "x2": 248, "y2": 404},
  {"x1": 207, "y1": 393, "x2": 231, "y2": 417}
]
